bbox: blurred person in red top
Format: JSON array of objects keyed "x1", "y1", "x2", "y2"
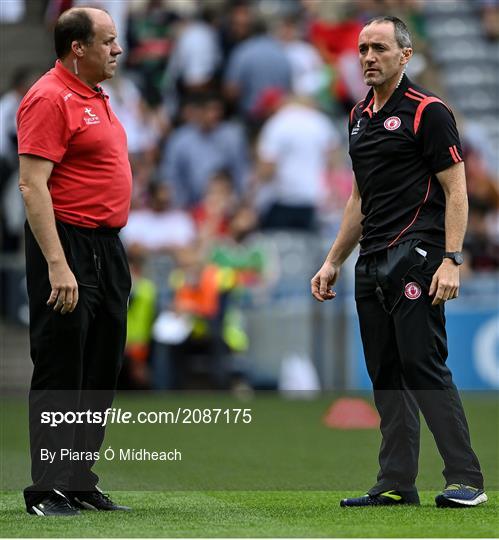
[
  {"x1": 17, "y1": 7, "x2": 132, "y2": 516},
  {"x1": 191, "y1": 170, "x2": 237, "y2": 247}
]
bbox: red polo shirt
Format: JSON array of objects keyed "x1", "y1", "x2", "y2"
[{"x1": 17, "y1": 60, "x2": 132, "y2": 228}]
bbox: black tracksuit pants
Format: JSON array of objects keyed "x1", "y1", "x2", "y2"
[
  {"x1": 355, "y1": 239, "x2": 483, "y2": 494},
  {"x1": 23, "y1": 221, "x2": 131, "y2": 508}
]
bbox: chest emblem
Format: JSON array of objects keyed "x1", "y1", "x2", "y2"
[
  {"x1": 384, "y1": 116, "x2": 401, "y2": 131},
  {"x1": 84, "y1": 107, "x2": 100, "y2": 125},
  {"x1": 404, "y1": 281, "x2": 421, "y2": 300}
]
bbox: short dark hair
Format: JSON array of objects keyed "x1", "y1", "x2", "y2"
[
  {"x1": 364, "y1": 15, "x2": 412, "y2": 49},
  {"x1": 54, "y1": 8, "x2": 96, "y2": 59}
]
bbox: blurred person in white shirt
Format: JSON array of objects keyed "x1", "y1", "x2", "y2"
[
  {"x1": 121, "y1": 182, "x2": 196, "y2": 256},
  {"x1": 276, "y1": 13, "x2": 326, "y2": 98},
  {"x1": 255, "y1": 93, "x2": 340, "y2": 231}
]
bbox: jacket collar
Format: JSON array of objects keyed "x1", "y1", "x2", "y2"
[
  {"x1": 362, "y1": 73, "x2": 410, "y2": 116},
  {"x1": 52, "y1": 60, "x2": 106, "y2": 99}
]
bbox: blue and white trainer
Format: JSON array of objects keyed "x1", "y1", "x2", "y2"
[{"x1": 435, "y1": 484, "x2": 488, "y2": 508}]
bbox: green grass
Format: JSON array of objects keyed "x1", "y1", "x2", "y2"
[
  {"x1": 1, "y1": 392, "x2": 497, "y2": 537},
  {"x1": 0, "y1": 490, "x2": 498, "y2": 537}
]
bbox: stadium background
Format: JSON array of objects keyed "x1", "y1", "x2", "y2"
[
  {"x1": 0, "y1": 1, "x2": 498, "y2": 537},
  {"x1": 1, "y1": 0, "x2": 497, "y2": 393}
]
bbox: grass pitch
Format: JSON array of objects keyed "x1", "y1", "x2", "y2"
[
  {"x1": 0, "y1": 490, "x2": 498, "y2": 537},
  {"x1": 1, "y1": 392, "x2": 497, "y2": 537}
]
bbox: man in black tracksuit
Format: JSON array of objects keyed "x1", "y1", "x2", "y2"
[{"x1": 311, "y1": 16, "x2": 487, "y2": 508}]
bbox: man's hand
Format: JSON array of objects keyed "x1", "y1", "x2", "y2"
[
  {"x1": 311, "y1": 261, "x2": 340, "y2": 302},
  {"x1": 47, "y1": 261, "x2": 79, "y2": 314},
  {"x1": 429, "y1": 260, "x2": 460, "y2": 305}
]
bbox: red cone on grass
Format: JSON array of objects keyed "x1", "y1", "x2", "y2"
[{"x1": 323, "y1": 398, "x2": 380, "y2": 429}]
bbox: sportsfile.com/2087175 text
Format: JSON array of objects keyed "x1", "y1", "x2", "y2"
[{"x1": 40, "y1": 408, "x2": 253, "y2": 427}]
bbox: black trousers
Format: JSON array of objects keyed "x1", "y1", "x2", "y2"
[
  {"x1": 260, "y1": 203, "x2": 316, "y2": 231},
  {"x1": 23, "y1": 221, "x2": 131, "y2": 508},
  {"x1": 355, "y1": 239, "x2": 483, "y2": 494}
]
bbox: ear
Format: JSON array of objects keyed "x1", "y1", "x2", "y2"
[
  {"x1": 401, "y1": 47, "x2": 413, "y2": 66},
  {"x1": 71, "y1": 40, "x2": 85, "y2": 58}
]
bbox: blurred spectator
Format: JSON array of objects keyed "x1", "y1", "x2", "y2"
[
  {"x1": 464, "y1": 146, "x2": 499, "y2": 210},
  {"x1": 318, "y1": 152, "x2": 354, "y2": 237},
  {"x1": 0, "y1": 67, "x2": 38, "y2": 186},
  {"x1": 463, "y1": 121, "x2": 499, "y2": 180},
  {"x1": 192, "y1": 170, "x2": 237, "y2": 244},
  {"x1": 45, "y1": 0, "x2": 73, "y2": 25},
  {"x1": 480, "y1": 0, "x2": 499, "y2": 40},
  {"x1": 224, "y1": 18, "x2": 292, "y2": 119},
  {"x1": 308, "y1": 15, "x2": 366, "y2": 109},
  {"x1": 102, "y1": 73, "x2": 163, "y2": 204},
  {"x1": 218, "y1": 0, "x2": 255, "y2": 62},
  {"x1": 276, "y1": 13, "x2": 326, "y2": 98},
  {"x1": 0, "y1": 66, "x2": 39, "y2": 251},
  {"x1": 0, "y1": 0, "x2": 25, "y2": 23},
  {"x1": 154, "y1": 245, "x2": 238, "y2": 389},
  {"x1": 159, "y1": 93, "x2": 249, "y2": 207},
  {"x1": 121, "y1": 248, "x2": 158, "y2": 389},
  {"x1": 255, "y1": 95, "x2": 340, "y2": 231},
  {"x1": 121, "y1": 182, "x2": 196, "y2": 255},
  {"x1": 126, "y1": 0, "x2": 179, "y2": 106},
  {"x1": 463, "y1": 197, "x2": 499, "y2": 271},
  {"x1": 164, "y1": 7, "x2": 221, "y2": 111},
  {"x1": 208, "y1": 202, "x2": 270, "y2": 288}
]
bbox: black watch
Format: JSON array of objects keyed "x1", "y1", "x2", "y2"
[{"x1": 443, "y1": 252, "x2": 464, "y2": 265}]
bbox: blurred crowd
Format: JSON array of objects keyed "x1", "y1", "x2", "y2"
[{"x1": 1, "y1": 0, "x2": 498, "y2": 390}]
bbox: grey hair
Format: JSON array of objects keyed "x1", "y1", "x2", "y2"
[{"x1": 364, "y1": 15, "x2": 412, "y2": 49}]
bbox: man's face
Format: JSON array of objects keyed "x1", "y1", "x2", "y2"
[
  {"x1": 199, "y1": 101, "x2": 223, "y2": 130},
  {"x1": 358, "y1": 22, "x2": 411, "y2": 87},
  {"x1": 81, "y1": 10, "x2": 122, "y2": 83}
]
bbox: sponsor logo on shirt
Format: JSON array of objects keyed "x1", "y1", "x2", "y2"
[
  {"x1": 404, "y1": 281, "x2": 421, "y2": 300},
  {"x1": 63, "y1": 92, "x2": 72, "y2": 101},
  {"x1": 351, "y1": 119, "x2": 362, "y2": 135},
  {"x1": 84, "y1": 107, "x2": 100, "y2": 125},
  {"x1": 384, "y1": 116, "x2": 401, "y2": 131}
]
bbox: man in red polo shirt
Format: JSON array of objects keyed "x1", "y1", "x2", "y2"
[{"x1": 18, "y1": 7, "x2": 132, "y2": 515}]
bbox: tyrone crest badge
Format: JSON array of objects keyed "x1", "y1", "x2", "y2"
[
  {"x1": 404, "y1": 282, "x2": 421, "y2": 300},
  {"x1": 384, "y1": 116, "x2": 401, "y2": 131}
]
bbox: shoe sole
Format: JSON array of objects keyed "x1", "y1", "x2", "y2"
[
  {"x1": 340, "y1": 500, "x2": 420, "y2": 507},
  {"x1": 436, "y1": 493, "x2": 488, "y2": 508},
  {"x1": 28, "y1": 505, "x2": 80, "y2": 516},
  {"x1": 73, "y1": 497, "x2": 131, "y2": 511}
]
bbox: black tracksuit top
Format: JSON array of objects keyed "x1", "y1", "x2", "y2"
[{"x1": 349, "y1": 74, "x2": 464, "y2": 255}]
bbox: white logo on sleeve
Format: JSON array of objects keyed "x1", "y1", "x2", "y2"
[
  {"x1": 351, "y1": 119, "x2": 362, "y2": 135},
  {"x1": 84, "y1": 107, "x2": 100, "y2": 125}
]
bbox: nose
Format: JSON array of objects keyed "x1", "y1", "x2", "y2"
[
  {"x1": 365, "y1": 48, "x2": 376, "y2": 64},
  {"x1": 112, "y1": 41, "x2": 123, "y2": 56}
]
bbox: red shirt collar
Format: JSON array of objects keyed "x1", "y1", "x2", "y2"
[{"x1": 53, "y1": 60, "x2": 107, "y2": 99}]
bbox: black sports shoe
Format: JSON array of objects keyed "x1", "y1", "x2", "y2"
[
  {"x1": 340, "y1": 490, "x2": 420, "y2": 507},
  {"x1": 72, "y1": 488, "x2": 131, "y2": 511},
  {"x1": 435, "y1": 484, "x2": 488, "y2": 508},
  {"x1": 27, "y1": 489, "x2": 80, "y2": 516}
]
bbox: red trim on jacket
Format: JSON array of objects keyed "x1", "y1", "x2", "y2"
[{"x1": 387, "y1": 176, "x2": 432, "y2": 248}]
